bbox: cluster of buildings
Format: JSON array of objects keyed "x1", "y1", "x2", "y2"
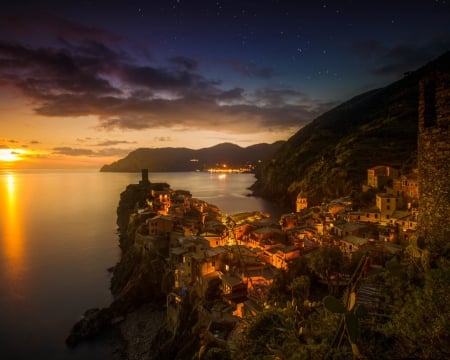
[{"x1": 128, "y1": 160, "x2": 424, "y2": 347}]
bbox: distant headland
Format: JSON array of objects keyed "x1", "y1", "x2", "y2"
[{"x1": 100, "y1": 141, "x2": 284, "y2": 173}]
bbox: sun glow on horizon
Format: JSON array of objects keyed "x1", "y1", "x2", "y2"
[{"x1": 0, "y1": 149, "x2": 28, "y2": 162}]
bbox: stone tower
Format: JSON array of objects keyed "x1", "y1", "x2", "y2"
[
  {"x1": 139, "y1": 168, "x2": 150, "y2": 185},
  {"x1": 417, "y1": 71, "x2": 450, "y2": 251}
]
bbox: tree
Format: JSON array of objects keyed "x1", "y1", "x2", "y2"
[
  {"x1": 382, "y1": 258, "x2": 450, "y2": 359},
  {"x1": 309, "y1": 247, "x2": 345, "y2": 295},
  {"x1": 288, "y1": 275, "x2": 311, "y2": 302}
]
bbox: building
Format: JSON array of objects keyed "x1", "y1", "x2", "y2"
[
  {"x1": 417, "y1": 72, "x2": 450, "y2": 250},
  {"x1": 332, "y1": 222, "x2": 369, "y2": 239},
  {"x1": 376, "y1": 193, "x2": 397, "y2": 223},
  {"x1": 346, "y1": 209, "x2": 380, "y2": 223},
  {"x1": 148, "y1": 215, "x2": 176, "y2": 235},
  {"x1": 296, "y1": 193, "x2": 308, "y2": 212},
  {"x1": 392, "y1": 172, "x2": 419, "y2": 209},
  {"x1": 367, "y1": 165, "x2": 399, "y2": 189}
]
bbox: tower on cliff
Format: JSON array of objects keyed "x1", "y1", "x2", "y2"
[
  {"x1": 417, "y1": 72, "x2": 450, "y2": 252},
  {"x1": 140, "y1": 169, "x2": 150, "y2": 185}
]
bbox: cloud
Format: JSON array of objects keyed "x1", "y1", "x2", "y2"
[
  {"x1": 227, "y1": 60, "x2": 275, "y2": 78},
  {"x1": 169, "y1": 56, "x2": 198, "y2": 71},
  {"x1": 94, "y1": 140, "x2": 137, "y2": 146},
  {"x1": 0, "y1": 12, "x2": 120, "y2": 44},
  {"x1": 0, "y1": 138, "x2": 20, "y2": 148},
  {"x1": 0, "y1": 15, "x2": 330, "y2": 138},
  {"x1": 154, "y1": 136, "x2": 172, "y2": 142},
  {"x1": 52, "y1": 146, "x2": 130, "y2": 157},
  {"x1": 52, "y1": 147, "x2": 95, "y2": 156}
]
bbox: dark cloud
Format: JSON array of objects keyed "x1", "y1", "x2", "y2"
[
  {"x1": 227, "y1": 61, "x2": 275, "y2": 78},
  {"x1": 154, "y1": 136, "x2": 172, "y2": 142},
  {"x1": 30, "y1": 140, "x2": 40, "y2": 144},
  {"x1": 169, "y1": 56, "x2": 198, "y2": 71},
  {"x1": 216, "y1": 88, "x2": 245, "y2": 101},
  {"x1": 0, "y1": 42, "x2": 121, "y2": 98},
  {"x1": 253, "y1": 88, "x2": 309, "y2": 107},
  {"x1": 52, "y1": 146, "x2": 129, "y2": 157},
  {"x1": 0, "y1": 15, "x2": 330, "y2": 138},
  {"x1": 0, "y1": 13, "x2": 120, "y2": 44},
  {"x1": 52, "y1": 147, "x2": 95, "y2": 156},
  {"x1": 94, "y1": 140, "x2": 137, "y2": 146}
]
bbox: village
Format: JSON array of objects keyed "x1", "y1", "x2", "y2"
[{"x1": 125, "y1": 164, "x2": 419, "y2": 348}]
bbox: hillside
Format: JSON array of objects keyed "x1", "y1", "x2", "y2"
[
  {"x1": 251, "y1": 51, "x2": 450, "y2": 207},
  {"x1": 100, "y1": 141, "x2": 284, "y2": 172}
]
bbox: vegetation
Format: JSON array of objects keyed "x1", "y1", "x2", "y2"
[
  {"x1": 235, "y1": 236, "x2": 450, "y2": 359},
  {"x1": 100, "y1": 142, "x2": 284, "y2": 172},
  {"x1": 252, "y1": 52, "x2": 450, "y2": 207}
]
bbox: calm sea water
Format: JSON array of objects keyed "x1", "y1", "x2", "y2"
[{"x1": 0, "y1": 169, "x2": 283, "y2": 359}]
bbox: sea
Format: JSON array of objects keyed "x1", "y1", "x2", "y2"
[{"x1": 0, "y1": 169, "x2": 285, "y2": 359}]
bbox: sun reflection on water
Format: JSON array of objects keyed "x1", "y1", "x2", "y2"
[{"x1": 1, "y1": 173, "x2": 26, "y2": 299}]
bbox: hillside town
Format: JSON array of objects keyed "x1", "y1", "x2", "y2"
[
  {"x1": 125, "y1": 163, "x2": 420, "y2": 351},
  {"x1": 65, "y1": 70, "x2": 449, "y2": 359}
]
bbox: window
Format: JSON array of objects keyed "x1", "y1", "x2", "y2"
[
  {"x1": 387, "y1": 198, "x2": 390, "y2": 203},
  {"x1": 387, "y1": 205, "x2": 390, "y2": 210}
]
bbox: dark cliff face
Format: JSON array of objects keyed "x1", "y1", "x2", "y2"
[
  {"x1": 67, "y1": 180, "x2": 169, "y2": 348},
  {"x1": 116, "y1": 183, "x2": 152, "y2": 243},
  {"x1": 252, "y1": 51, "x2": 450, "y2": 207}
]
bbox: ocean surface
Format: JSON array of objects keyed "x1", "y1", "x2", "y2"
[{"x1": 0, "y1": 169, "x2": 284, "y2": 359}]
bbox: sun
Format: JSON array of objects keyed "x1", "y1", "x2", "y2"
[{"x1": 0, "y1": 149, "x2": 27, "y2": 162}]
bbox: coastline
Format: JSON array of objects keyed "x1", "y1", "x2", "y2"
[
  {"x1": 66, "y1": 171, "x2": 278, "y2": 359},
  {"x1": 67, "y1": 174, "x2": 207, "y2": 358}
]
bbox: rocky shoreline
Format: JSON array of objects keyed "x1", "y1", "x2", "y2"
[
  {"x1": 66, "y1": 175, "x2": 211, "y2": 359},
  {"x1": 66, "y1": 177, "x2": 164, "y2": 355}
]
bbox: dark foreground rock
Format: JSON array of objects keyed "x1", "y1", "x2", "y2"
[
  {"x1": 67, "y1": 178, "x2": 172, "y2": 355},
  {"x1": 66, "y1": 308, "x2": 114, "y2": 348}
]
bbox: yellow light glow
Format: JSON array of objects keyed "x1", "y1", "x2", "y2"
[
  {"x1": 0, "y1": 149, "x2": 27, "y2": 162},
  {"x1": 2, "y1": 173, "x2": 26, "y2": 299}
]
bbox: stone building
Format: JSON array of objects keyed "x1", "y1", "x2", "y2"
[
  {"x1": 367, "y1": 165, "x2": 399, "y2": 189},
  {"x1": 417, "y1": 71, "x2": 450, "y2": 251}
]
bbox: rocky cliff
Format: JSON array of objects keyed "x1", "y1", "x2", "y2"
[
  {"x1": 66, "y1": 178, "x2": 206, "y2": 359},
  {"x1": 67, "y1": 180, "x2": 168, "y2": 348}
]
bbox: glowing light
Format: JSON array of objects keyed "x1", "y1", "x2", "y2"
[
  {"x1": 0, "y1": 149, "x2": 27, "y2": 162},
  {"x1": 1, "y1": 173, "x2": 26, "y2": 299}
]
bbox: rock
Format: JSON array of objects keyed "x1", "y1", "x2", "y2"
[{"x1": 66, "y1": 307, "x2": 113, "y2": 348}]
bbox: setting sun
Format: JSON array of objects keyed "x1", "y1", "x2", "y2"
[{"x1": 0, "y1": 149, "x2": 27, "y2": 162}]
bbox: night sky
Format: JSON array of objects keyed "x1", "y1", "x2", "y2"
[{"x1": 1, "y1": 0, "x2": 449, "y2": 168}]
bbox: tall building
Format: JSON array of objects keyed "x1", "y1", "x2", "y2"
[{"x1": 417, "y1": 71, "x2": 450, "y2": 251}]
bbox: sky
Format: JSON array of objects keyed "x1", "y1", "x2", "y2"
[{"x1": 0, "y1": 0, "x2": 449, "y2": 169}]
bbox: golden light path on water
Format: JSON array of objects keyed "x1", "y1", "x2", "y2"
[{"x1": 1, "y1": 173, "x2": 27, "y2": 299}]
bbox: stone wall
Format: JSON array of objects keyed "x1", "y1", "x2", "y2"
[{"x1": 417, "y1": 71, "x2": 450, "y2": 251}]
